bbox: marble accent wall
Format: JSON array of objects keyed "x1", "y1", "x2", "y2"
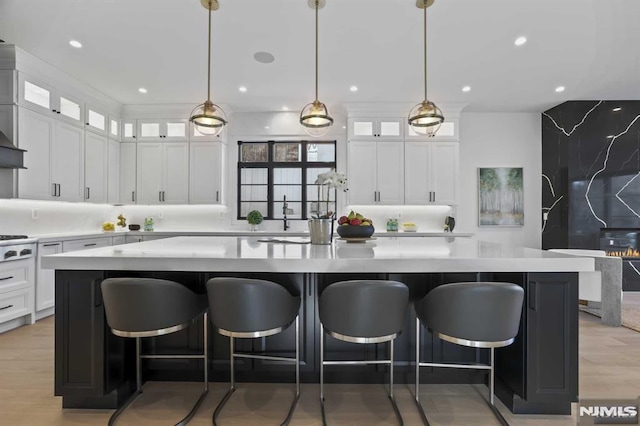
[{"x1": 542, "y1": 101, "x2": 640, "y2": 289}]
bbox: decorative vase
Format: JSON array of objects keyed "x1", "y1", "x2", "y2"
[
  {"x1": 308, "y1": 218, "x2": 334, "y2": 245},
  {"x1": 249, "y1": 223, "x2": 259, "y2": 231}
]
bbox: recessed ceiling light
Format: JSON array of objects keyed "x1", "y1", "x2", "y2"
[
  {"x1": 239, "y1": 86, "x2": 247, "y2": 93},
  {"x1": 69, "y1": 40, "x2": 82, "y2": 48},
  {"x1": 462, "y1": 86, "x2": 471, "y2": 92},
  {"x1": 282, "y1": 106, "x2": 289, "y2": 111},
  {"x1": 138, "y1": 87, "x2": 147, "y2": 94},
  {"x1": 555, "y1": 86, "x2": 566, "y2": 93},
  {"x1": 265, "y1": 126, "x2": 270, "y2": 129},
  {"x1": 613, "y1": 107, "x2": 622, "y2": 112},
  {"x1": 514, "y1": 36, "x2": 527, "y2": 46},
  {"x1": 342, "y1": 126, "x2": 346, "y2": 129},
  {"x1": 253, "y1": 51, "x2": 275, "y2": 64},
  {"x1": 350, "y1": 86, "x2": 358, "y2": 92}
]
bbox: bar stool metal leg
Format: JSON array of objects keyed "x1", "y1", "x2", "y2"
[
  {"x1": 108, "y1": 338, "x2": 144, "y2": 426},
  {"x1": 176, "y1": 312, "x2": 209, "y2": 426},
  {"x1": 487, "y1": 347, "x2": 509, "y2": 426},
  {"x1": 213, "y1": 316, "x2": 301, "y2": 426},
  {"x1": 413, "y1": 318, "x2": 430, "y2": 426},
  {"x1": 320, "y1": 323, "x2": 327, "y2": 426}
]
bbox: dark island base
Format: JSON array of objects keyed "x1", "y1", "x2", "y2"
[{"x1": 55, "y1": 270, "x2": 578, "y2": 415}]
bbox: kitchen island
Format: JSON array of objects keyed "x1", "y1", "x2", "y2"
[{"x1": 43, "y1": 236, "x2": 593, "y2": 415}]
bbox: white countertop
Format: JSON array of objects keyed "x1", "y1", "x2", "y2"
[
  {"x1": 42, "y1": 236, "x2": 594, "y2": 273},
  {"x1": 31, "y1": 229, "x2": 473, "y2": 243}
]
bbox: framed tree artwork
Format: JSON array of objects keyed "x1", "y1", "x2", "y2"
[{"x1": 478, "y1": 167, "x2": 524, "y2": 226}]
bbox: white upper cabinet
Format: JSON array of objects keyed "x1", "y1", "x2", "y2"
[
  {"x1": 18, "y1": 73, "x2": 86, "y2": 128},
  {"x1": 121, "y1": 119, "x2": 137, "y2": 141},
  {"x1": 17, "y1": 107, "x2": 85, "y2": 201},
  {"x1": 189, "y1": 142, "x2": 225, "y2": 204},
  {"x1": 347, "y1": 140, "x2": 404, "y2": 205},
  {"x1": 107, "y1": 140, "x2": 120, "y2": 203},
  {"x1": 84, "y1": 132, "x2": 108, "y2": 203},
  {"x1": 119, "y1": 143, "x2": 137, "y2": 204},
  {"x1": 404, "y1": 141, "x2": 459, "y2": 205},
  {"x1": 136, "y1": 142, "x2": 188, "y2": 204},
  {"x1": 137, "y1": 119, "x2": 188, "y2": 141},
  {"x1": 85, "y1": 104, "x2": 108, "y2": 135},
  {"x1": 348, "y1": 118, "x2": 404, "y2": 141}
]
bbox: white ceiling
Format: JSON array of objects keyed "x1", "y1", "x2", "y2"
[{"x1": 0, "y1": 0, "x2": 639, "y2": 113}]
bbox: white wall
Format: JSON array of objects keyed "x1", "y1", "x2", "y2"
[{"x1": 456, "y1": 112, "x2": 541, "y2": 248}]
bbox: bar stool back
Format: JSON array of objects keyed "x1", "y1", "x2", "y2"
[
  {"x1": 319, "y1": 280, "x2": 409, "y2": 425},
  {"x1": 101, "y1": 278, "x2": 209, "y2": 426},
  {"x1": 206, "y1": 277, "x2": 301, "y2": 426},
  {"x1": 414, "y1": 282, "x2": 524, "y2": 426}
]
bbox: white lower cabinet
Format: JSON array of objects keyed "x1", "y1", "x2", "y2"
[
  {"x1": 35, "y1": 242, "x2": 61, "y2": 314},
  {"x1": 137, "y1": 142, "x2": 188, "y2": 204},
  {"x1": 404, "y1": 142, "x2": 459, "y2": 205},
  {"x1": 0, "y1": 256, "x2": 35, "y2": 330},
  {"x1": 84, "y1": 132, "x2": 108, "y2": 203},
  {"x1": 347, "y1": 140, "x2": 404, "y2": 205},
  {"x1": 125, "y1": 235, "x2": 144, "y2": 244},
  {"x1": 189, "y1": 142, "x2": 225, "y2": 204},
  {"x1": 62, "y1": 237, "x2": 112, "y2": 253}
]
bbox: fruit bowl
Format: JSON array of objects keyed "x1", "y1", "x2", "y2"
[
  {"x1": 401, "y1": 223, "x2": 418, "y2": 232},
  {"x1": 336, "y1": 225, "x2": 375, "y2": 239}
]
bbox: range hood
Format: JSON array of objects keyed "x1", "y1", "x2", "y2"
[{"x1": 0, "y1": 130, "x2": 26, "y2": 169}]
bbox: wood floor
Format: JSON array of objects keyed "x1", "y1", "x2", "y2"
[{"x1": 2, "y1": 308, "x2": 640, "y2": 425}]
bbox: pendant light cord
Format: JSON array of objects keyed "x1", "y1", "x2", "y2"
[
  {"x1": 423, "y1": 4, "x2": 427, "y2": 101},
  {"x1": 315, "y1": 0, "x2": 319, "y2": 102},
  {"x1": 207, "y1": 1, "x2": 212, "y2": 101}
]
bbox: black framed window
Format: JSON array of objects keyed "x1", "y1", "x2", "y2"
[{"x1": 237, "y1": 140, "x2": 337, "y2": 220}]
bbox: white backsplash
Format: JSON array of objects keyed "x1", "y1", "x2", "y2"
[
  {"x1": 345, "y1": 205, "x2": 453, "y2": 232},
  {"x1": 0, "y1": 199, "x2": 455, "y2": 235}
]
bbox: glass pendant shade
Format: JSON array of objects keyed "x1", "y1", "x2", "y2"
[
  {"x1": 408, "y1": 100, "x2": 444, "y2": 137},
  {"x1": 300, "y1": 100, "x2": 333, "y2": 137},
  {"x1": 190, "y1": 100, "x2": 227, "y2": 136}
]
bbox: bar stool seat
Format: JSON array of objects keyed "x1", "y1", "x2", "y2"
[
  {"x1": 101, "y1": 277, "x2": 209, "y2": 426},
  {"x1": 206, "y1": 277, "x2": 301, "y2": 426},
  {"x1": 319, "y1": 280, "x2": 409, "y2": 426},
  {"x1": 414, "y1": 282, "x2": 524, "y2": 426}
]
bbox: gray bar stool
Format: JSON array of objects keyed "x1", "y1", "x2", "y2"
[
  {"x1": 101, "y1": 278, "x2": 209, "y2": 426},
  {"x1": 206, "y1": 277, "x2": 301, "y2": 426},
  {"x1": 319, "y1": 280, "x2": 409, "y2": 426},
  {"x1": 414, "y1": 282, "x2": 524, "y2": 426}
]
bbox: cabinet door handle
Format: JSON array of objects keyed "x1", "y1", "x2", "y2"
[
  {"x1": 216, "y1": 191, "x2": 219, "y2": 202},
  {"x1": 85, "y1": 187, "x2": 90, "y2": 200},
  {"x1": 433, "y1": 191, "x2": 436, "y2": 202},
  {"x1": 159, "y1": 191, "x2": 162, "y2": 202},
  {"x1": 0, "y1": 304, "x2": 13, "y2": 311},
  {"x1": 52, "y1": 183, "x2": 57, "y2": 197},
  {"x1": 162, "y1": 191, "x2": 165, "y2": 202},
  {"x1": 132, "y1": 191, "x2": 135, "y2": 202},
  {"x1": 56, "y1": 184, "x2": 61, "y2": 197},
  {"x1": 84, "y1": 243, "x2": 97, "y2": 247},
  {"x1": 0, "y1": 276, "x2": 14, "y2": 281}
]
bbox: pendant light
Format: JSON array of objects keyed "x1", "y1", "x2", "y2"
[
  {"x1": 300, "y1": 0, "x2": 333, "y2": 138},
  {"x1": 190, "y1": 0, "x2": 227, "y2": 136},
  {"x1": 408, "y1": 0, "x2": 444, "y2": 137}
]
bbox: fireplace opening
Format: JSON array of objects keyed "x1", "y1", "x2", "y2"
[{"x1": 600, "y1": 228, "x2": 640, "y2": 259}]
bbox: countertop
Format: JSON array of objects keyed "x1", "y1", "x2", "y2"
[
  {"x1": 42, "y1": 236, "x2": 594, "y2": 274},
  {"x1": 31, "y1": 229, "x2": 473, "y2": 243}
]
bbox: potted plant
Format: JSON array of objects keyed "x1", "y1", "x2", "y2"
[
  {"x1": 309, "y1": 169, "x2": 348, "y2": 244},
  {"x1": 247, "y1": 210, "x2": 263, "y2": 231}
]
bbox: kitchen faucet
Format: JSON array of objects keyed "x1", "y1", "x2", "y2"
[{"x1": 283, "y1": 195, "x2": 290, "y2": 231}]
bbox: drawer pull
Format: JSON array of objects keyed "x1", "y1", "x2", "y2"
[
  {"x1": 20, "y1": 249, "x2": 32, "y2": 256},
  {"x1": 0, "y1": 276, "x2": 14, "y2": 281},
  {"x1": 84, "y1": 243, "x2": 97, "y2": 247},
  {"x1": 0, "y1": 304, "x2": 13, "y2": 311},
  {"x1": 43, "y1": 243, "x2": 60, "y2": 247}
]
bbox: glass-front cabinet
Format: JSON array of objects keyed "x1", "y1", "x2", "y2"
[
  {"x1": 85, "y1": 104, "x2": 107, "y2": 135},
  {"x1": 19, "y1": 72, "x2": 85, "y2": 127},
  {"x1": 137, "y1": 119, "x2": 188, "y2": 141},
  {"x1": 348, "y1": 117, "x2": 404, "y2": 140}
]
